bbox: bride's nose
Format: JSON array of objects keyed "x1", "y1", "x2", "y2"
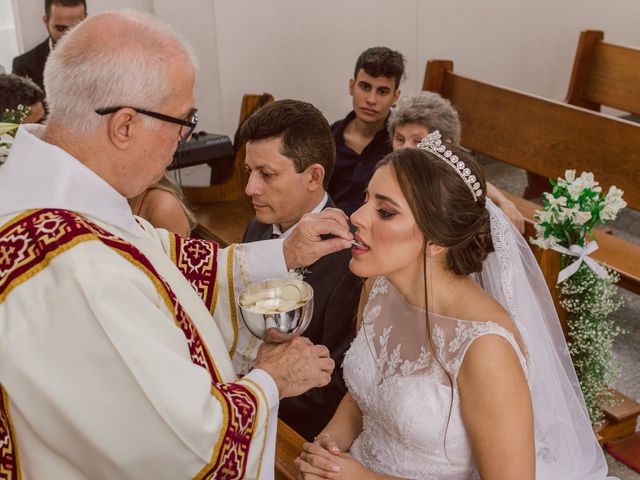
[{"x1": 350, "y1": 205, "x2": 365, "y2": 229}]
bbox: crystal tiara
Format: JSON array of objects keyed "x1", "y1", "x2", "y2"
[{"x1": 416, "y1": 131, "x2": 483, "y2": 201}]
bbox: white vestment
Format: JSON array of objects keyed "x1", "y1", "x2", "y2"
[{"x1": 0, "y1": 125, "x2": 287, "y2": 479}]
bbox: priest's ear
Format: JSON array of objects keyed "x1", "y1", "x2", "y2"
[
  {"x1": 105, "y1": 107, "x2": 142, "y2": 150},
  {"x1": 305, "y1": 163, "x2": 325, "y2": 192}
]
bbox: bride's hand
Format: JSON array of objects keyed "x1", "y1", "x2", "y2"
[
  {"x1": 295, "y1": 441, "x2": 340, "y2": 479},
  {"x1": 296, "y1": 449, "x2": 372, "y2": 479}
]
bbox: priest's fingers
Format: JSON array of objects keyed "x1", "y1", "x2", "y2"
[
  {"x1": 316, "y1": 357, "x2": 335, "y2": 376},
  {"x1": 313, "y1": 344, "x2": 330, "y2": 358},
  {"x1": 256, "y1": 337, "x2": 334, "y2": 397},
  {"x1": 283, "y1": 211, "x2": 352, "y2": 269}
]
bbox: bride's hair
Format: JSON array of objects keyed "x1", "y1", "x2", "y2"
[
  {"x1": 376, "y1": 146, "x2": 495, "y2": 458},
  {"x1": 377, "y1": 146, "x2": 494, "y2": 274}
]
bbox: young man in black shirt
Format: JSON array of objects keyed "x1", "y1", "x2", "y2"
[{"x1": 328, "y1": 47, "x2": 404, "y2": 217}]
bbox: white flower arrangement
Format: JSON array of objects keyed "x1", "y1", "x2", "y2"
[
  {"x1": 531, "y1": 169, "x2": 626, "y2": 250},
  {"x1": 0, "y1": 105, "x2": 30, "y2": 167},
  {"x1": 531, "y1": 169, "x2": 626, "y2": 425}
]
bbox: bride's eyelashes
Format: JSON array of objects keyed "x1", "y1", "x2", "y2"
[{"x1": 376, "y1": 208, "x2": 396, "y2": 219}]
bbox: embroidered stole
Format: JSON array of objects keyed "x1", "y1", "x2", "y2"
[{"x1": 0, "y1": 209, "x2": 259, "y2": 480}]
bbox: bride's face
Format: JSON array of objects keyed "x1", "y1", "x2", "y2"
[{"x1": 350, "y1": 165, "x2": 424, "y2": 281}]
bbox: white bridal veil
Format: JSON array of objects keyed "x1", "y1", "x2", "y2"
[{"x1": 480, "y1": 198, "x2": 609, "y2": 479}]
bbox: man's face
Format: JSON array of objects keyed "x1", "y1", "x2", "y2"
[
  {"x1": 244, "y1": 137, "x2": 316, "y2": 231},
  {"x1": 124, "y1": 62, "x2": 196, "y2": 198},
  {"x1": 43, "y1": 3, "x2": 86, "y2": 44},
  {"x1": 392, "y1": 122, "x2": 430, "y2": 151},
  {"x1": 349, "y1": 69, "x2": 400, "y2": 126}
]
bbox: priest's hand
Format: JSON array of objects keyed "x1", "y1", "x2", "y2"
[
  {"x1": 283, "y1": 208, "x2": 352, "y2": 269},
  {"x1": 255, "y1": 336, "x2": 334, "y2": 399}
]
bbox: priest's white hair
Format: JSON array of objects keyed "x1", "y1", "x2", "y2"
[{"x1": 44, "y1": 10, "x2": 198, "y2": 134}]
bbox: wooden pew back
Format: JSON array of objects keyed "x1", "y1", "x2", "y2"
[
  {"x1": 184, "y1": 94, "x2": 274, "y2": 245},
  {"x1": 566, "y1": 30, "x2": 640, "y2": 115},
  {"x1": 423, "y1": 60, "x2": 640, "y2": 212}
]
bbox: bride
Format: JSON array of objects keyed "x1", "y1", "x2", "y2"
[{"x1": 294, "y1": 132, "x2": 611, "y2": 479}]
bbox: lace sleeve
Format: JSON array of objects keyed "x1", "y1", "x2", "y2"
[{"x1": 436, "y1": 320, "x2": 528, "y2": 385}]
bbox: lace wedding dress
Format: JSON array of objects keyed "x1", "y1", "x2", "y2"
[{"x1": 342, "y1": 199, "x2": 611, "y2": 480}]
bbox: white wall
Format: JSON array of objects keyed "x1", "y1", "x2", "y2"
[
  {"x1": 0, "y1": 0, "x2": 19, "y2": 71},
  {"x1": 8, "y1": 0, "x2": 640, "y2": 137},
  {"x1": 212, "y1": 0, "x2": 640, "y2": 135}
]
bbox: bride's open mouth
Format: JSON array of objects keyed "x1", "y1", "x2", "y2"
[{"x1": 351, "y1": 234, "x2": 370, "y2": 255}]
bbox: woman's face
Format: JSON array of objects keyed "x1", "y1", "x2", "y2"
[
  {"x1": 392, "y1": 122, "x2": 430, "y2": 151},
  {"x1": 350, "y1": 165, "x2": 424, "y2": 281}
]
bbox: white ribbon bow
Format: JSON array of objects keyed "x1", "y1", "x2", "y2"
[{"x1": 551, "y1": 241, "x2": 609, "y2": 284}]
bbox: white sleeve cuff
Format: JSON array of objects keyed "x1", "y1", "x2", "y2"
[
  {"x1": 243, "y1": 368, "x2": 280, "y2": 410},
  {"x1": 242, "y1": 238, "x2": 288, "y2": 281}
]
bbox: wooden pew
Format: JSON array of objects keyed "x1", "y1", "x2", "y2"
[
  {"x1": 526, "y1": 30, "x2": 640, "y2": 197},
  {"x1": 275, "y1": 419, "x2": 305, "y2": 480},
  {"x1": 183, "y1": 94, "x2": 274, "y2": 246},
  {"x1": 423, "y1": 60, "x2": 640, "y2": 443},
  {"x1": 566, "y1": 30, "x2": 640, "y2": 114}
]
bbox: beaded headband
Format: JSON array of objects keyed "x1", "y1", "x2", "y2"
[{"x1": 416, "y1": 131, "x2": 483, "y2": 201}]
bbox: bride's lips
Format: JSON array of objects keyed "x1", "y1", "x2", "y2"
[{"x1": 351, "y1": 233, "x2": 370, "y2": 255}]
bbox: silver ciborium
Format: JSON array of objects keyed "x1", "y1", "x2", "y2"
[{"x1": 237, "y1": 278, "x2": 314, "y2": 343}]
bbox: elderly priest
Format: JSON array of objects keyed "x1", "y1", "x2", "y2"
[{"x1": 0, "y1": 11, "x2": 353, "y2": 480}]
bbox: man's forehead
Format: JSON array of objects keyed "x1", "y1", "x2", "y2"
[
  {"x1": 49, "y1": 4, "x2": 86, "y2": 22},
  {"x1": 354, "y1": 69, "x2": 396, "y2": 89},
  {"x1": 245, "y1": 138, "x2": 295, "y2": 169}
]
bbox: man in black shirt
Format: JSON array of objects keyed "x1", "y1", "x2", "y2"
[
  {"x1": 12, "y1": 0, "x2": 86, "y2": 90},
  {"x1": 240, "y1": 99, "x2": 361, "y2": 440},
  {"x1": 328, "y1": 47, "x2": 405, "y2": 217}
]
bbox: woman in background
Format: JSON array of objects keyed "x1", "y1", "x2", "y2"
[{"x1": 129, "y1": 173, "x2": 196, "y2": 236}]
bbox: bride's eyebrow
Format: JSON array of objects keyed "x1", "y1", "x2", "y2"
[{"x1": 374, "y1": 193, "x2": 401, "y2": 208}]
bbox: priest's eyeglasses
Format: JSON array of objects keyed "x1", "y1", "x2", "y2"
[{"x1": 95, "y1": 106, "x2": 198, "y2": 142}]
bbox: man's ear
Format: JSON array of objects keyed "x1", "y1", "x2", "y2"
[
  {"x1": 306, "y1": 164, "x2": 325, "y2": 191},
  {"x1": 348, "y1": 78, "x2": 355, "y2": 97},
  {"x1": 42, "y1": 15, "x2": 49, "y2": 27},
  {"x1": 393, "y1": 88, "x2": 401, "y2": 105},
  {"x1": 106, "y1": 108, "x2": 138, "y2": 151}
]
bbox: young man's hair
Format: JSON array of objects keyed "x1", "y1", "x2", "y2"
[
  {"x1": 0, "y1": 74, "x2": 45, "y2": 114},
  {"x1": 45, "y1": 0, "x2": 86, "y2": 17},
  {"x1": 239, "y1": 99, "x2": 335, "y2": 189},
  {"x1": 354, "y1": 47, "x2": 405, "y2": 89}
]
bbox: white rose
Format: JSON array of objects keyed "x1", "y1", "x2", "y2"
[
  {"x1": 535, "y1": 209, "x2": 554, "y2": 224},
  {"x1": 557, "y1": 207, "x2": 572, "y2": 222},
  {"x1": 600, "y1": 204, "x2": 618, "y2": 221},
  {"x1": 543, "y1": 192, "x2": 567, "y2": 209},
  {"x1": 567, "y1": 178, "x2": 586, "y2": 200},
  {"x1": 573, "y1": 210, "x2": 592, "y2": 225},
  {"x1": 564, "y1": 169, "x2": 576, "y2": 183},
  {"x1": 579, "y1": 171, "x2": 598, "y2": 190},
  {"x1": 531, "y1": 234, "x2": 559, "y2": 250}
]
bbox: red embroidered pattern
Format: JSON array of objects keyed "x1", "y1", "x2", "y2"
[
  {"x1": 0, "y1": 387, "x2": 19, "y2": 480},
  {"x1": 200, "y1": 384, "x2": 259, "y2": 479},
  {"x1": 169, "y1": 234, "x2": 218, "y2": 315},
  {"x1": 0, "y1": 209, "x2": 258, "y2": 479}
]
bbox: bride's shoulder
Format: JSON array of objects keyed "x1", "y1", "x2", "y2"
[{"x1": 449, "y1": 282, "x2": 515, "y2": 336}]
